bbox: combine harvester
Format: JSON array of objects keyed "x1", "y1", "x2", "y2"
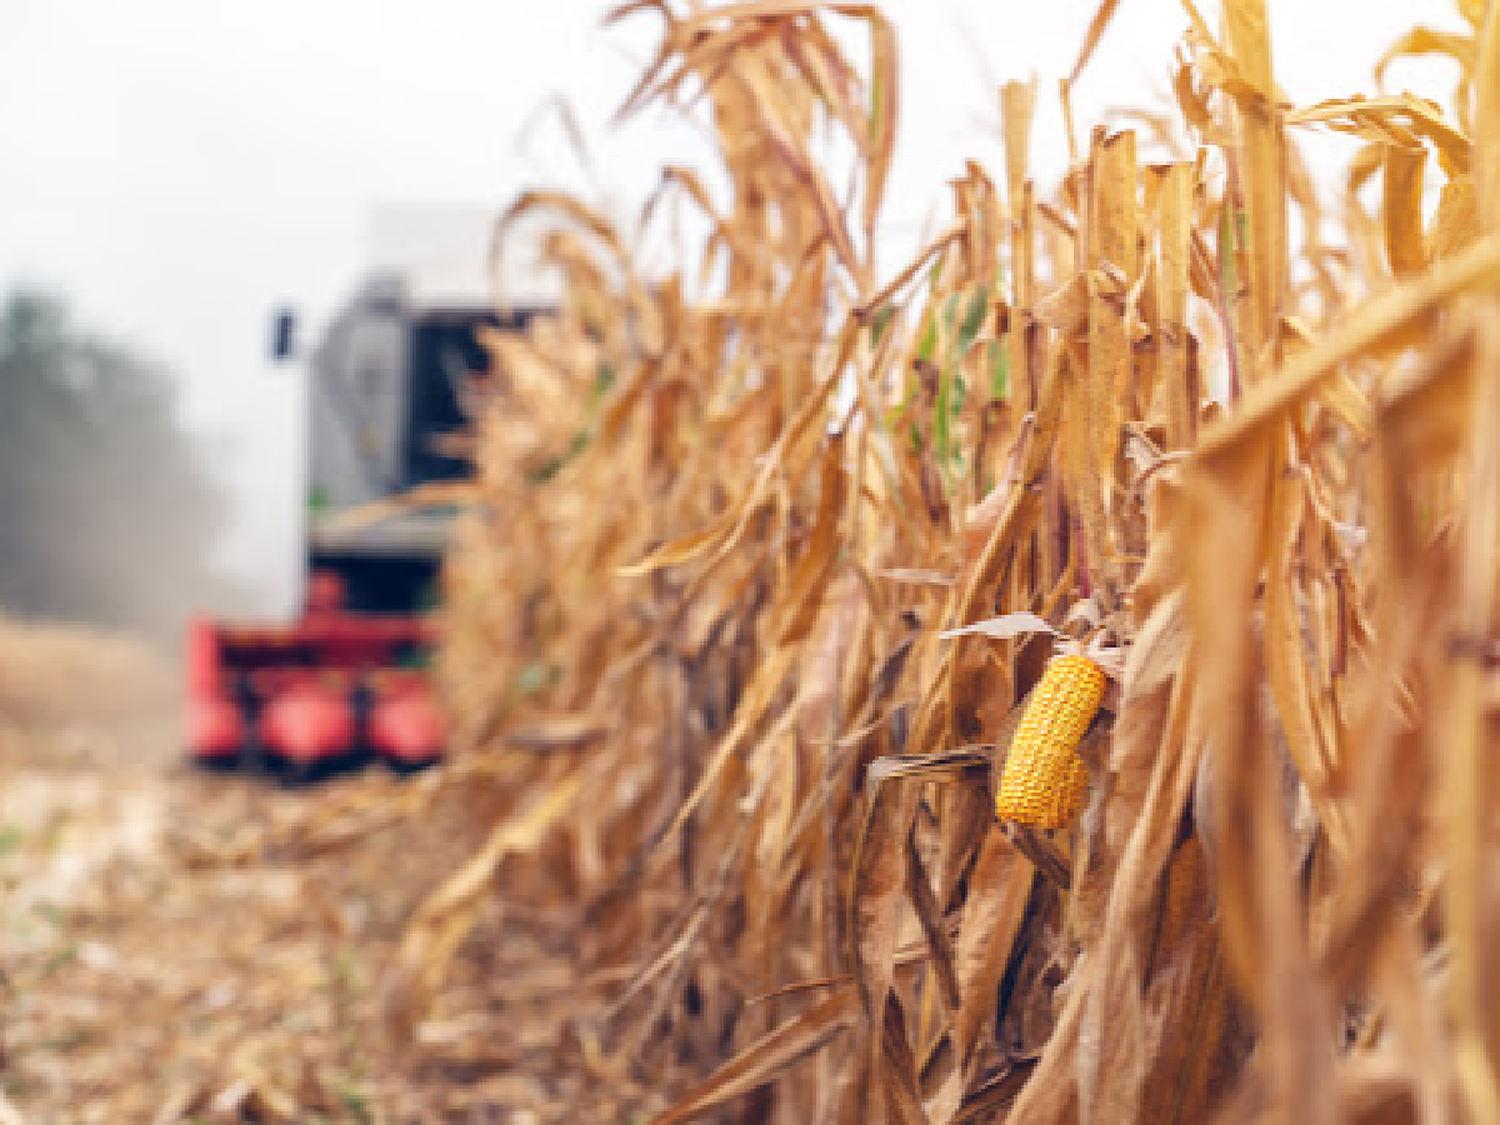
[{"x1": 185, "y1": 211, "x2": 551, "y2": 777}]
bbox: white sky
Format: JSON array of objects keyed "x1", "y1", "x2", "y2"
[{"x1": 0, "y1": 0, "x2": 1459, "y2": 614}]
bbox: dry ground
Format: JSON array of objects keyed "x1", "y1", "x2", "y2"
[
  {"x1": 0, "y1": 756, "x2": 655, "y2": 1123},
  {"x1": 0, "y1": 620, "x2": 644, "y2": 1123},
  {"x1": 0, "y1": 729, "x2": 406, "y2": 1122},
  {"x1": 0, "y1": 620, "x2": 414, "y2": 1122}
]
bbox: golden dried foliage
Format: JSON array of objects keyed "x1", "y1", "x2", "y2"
[{"x1": 382, "y1": 1, "x2": 1500, "y2": 1120}]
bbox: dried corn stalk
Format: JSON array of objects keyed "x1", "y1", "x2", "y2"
[{"x1": 381, "y1": 2, "x2": 1500, "y2": 1122}]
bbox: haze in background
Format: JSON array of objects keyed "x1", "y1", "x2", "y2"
[{"x1": 0, "y1": 0, "x2": 1459, "y2": 618}]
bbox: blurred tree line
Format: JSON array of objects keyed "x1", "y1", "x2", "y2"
[{"x1": 0, "y1": 288, "x2": 239, "y2": 639}]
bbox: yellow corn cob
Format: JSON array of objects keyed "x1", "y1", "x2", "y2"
[{"x1": 996, "y1": 654, "x2": 1105, "y2": 829}]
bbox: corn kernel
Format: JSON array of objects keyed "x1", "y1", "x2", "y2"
[{"x1": 996, "y1": 654, "x2": 1105, "y2": 828}]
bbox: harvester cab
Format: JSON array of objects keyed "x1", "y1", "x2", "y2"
[{"x1": 186, "y1": 274, "x2": 545, "y2": 776}]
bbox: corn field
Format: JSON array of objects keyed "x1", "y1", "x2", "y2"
[{"x1": 373, "y1": 0, "x2": 1500, "y2": 1120}]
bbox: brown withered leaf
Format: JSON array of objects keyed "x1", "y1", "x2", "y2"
[
  {"x1": 1383, "y1": 143, "x2": 1427, "y2": 280},
  {"x1": 387, "y1": 773, "x2": 581, "y2": 1033},
  {"x1": 650, "y1": 989, "x2": 860, "y2": 1125},
  {"x1": 927, "y1": 826, "x2": 1035, "y2": 1125},
  {"x1": 850, "y1": 758, "x2": 922, "y2": 1028},
  {"x1": 1427, "y1": 174, "x2": 1478, "y2": 264}
]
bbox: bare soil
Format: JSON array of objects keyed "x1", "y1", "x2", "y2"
[{"x1": 0, "y1": 750, "x2": 403, "y2": 1122}]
